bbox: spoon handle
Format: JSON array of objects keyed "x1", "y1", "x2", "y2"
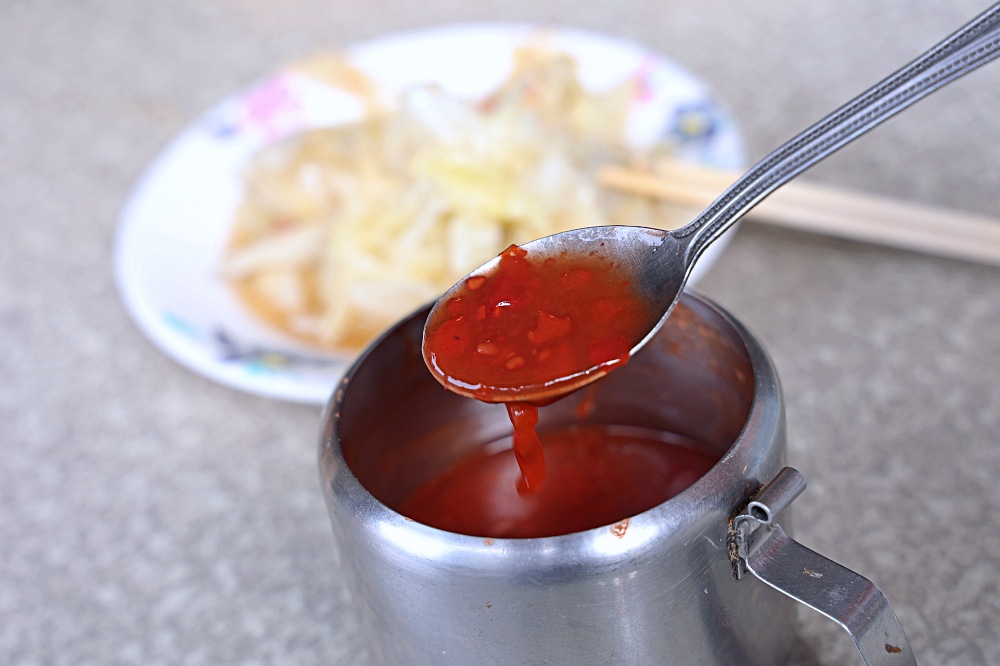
[{"x1": 676, "y1": 3, "x2": 1000, "y2": 267}]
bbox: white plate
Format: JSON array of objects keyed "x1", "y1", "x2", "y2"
[{"x1": 114, "y1": 23, "x2": 745, "y2": 405}]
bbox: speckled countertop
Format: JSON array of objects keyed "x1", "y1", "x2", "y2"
[{"x1": 3, "y1": 1, "x2": 999, "y2": 664}]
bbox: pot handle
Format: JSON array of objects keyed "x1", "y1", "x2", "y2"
[{"x1": 731, "y1": 467, "x2": 915, "y2": 665}]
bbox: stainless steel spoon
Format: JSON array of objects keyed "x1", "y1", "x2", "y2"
[{"x1": 425, "y1": 3, "x2": 1000, "y2": 403}]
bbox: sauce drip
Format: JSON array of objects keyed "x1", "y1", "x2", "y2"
[
  {"x1": 398, "y1": 426, "x2": 716, "y2": 538},
  {"x1": 506, "y1": 403, "x2": 545, "y2": 493}
]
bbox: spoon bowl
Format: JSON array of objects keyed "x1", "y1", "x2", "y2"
[{"x1": 422, "y1": 225, "x2": 683, "y2": 404}]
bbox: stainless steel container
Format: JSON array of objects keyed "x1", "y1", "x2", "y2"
[{"x1": 319, "y1": 292, "x2": 913, "y2": 665}]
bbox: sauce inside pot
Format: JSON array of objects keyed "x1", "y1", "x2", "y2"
[{"x1": 398, "y1": 425, "x2": 716, "y2": 538}]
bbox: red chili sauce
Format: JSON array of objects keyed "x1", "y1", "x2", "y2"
[
  {"x1": 415, "y1": 244, "x2": 712, "y2": 537},
  {"x1": 422, "y1": 244, "x2": 653, "y2": 402}
]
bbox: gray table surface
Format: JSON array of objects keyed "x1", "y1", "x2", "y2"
[{"x1": 4, "y1": 1, "x2": 1000, "y2": 664}]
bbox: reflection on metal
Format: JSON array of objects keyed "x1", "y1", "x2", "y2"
[{"x1": 733, "y1": 467, "x2": 916, "y2": 666}]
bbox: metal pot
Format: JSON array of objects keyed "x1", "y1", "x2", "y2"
[{"x1": 319, "y1": 292, "x2": 913, "y2": 665}]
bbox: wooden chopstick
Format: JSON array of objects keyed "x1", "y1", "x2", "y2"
[{"x1": 598, "y1": 161, "x2": 1000, "y2": 267}]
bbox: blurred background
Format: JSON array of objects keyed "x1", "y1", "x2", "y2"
[{"x1": 4, "y1": 0, "x2": 999, "y2": 664}]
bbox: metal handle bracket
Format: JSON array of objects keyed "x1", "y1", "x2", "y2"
[{"x1": 730, "y1": 467, "x2": 916, "y2": 666}]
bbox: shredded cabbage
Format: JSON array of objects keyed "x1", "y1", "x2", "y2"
[{"x1": 221, "y1": 46, "x2": 685, "y2": 351}]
